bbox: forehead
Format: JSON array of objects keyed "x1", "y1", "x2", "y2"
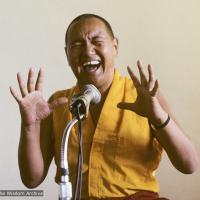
[{"x1": 67, "y1": 17, "x2": 111, "y2": 41}]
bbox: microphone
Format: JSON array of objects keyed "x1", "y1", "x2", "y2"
[{"x1": 69, "y1": 84, "x2": 101, "y2": 117}]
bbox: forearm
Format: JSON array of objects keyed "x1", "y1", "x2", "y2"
[
  {"x1": 119, "y1": 62, "x2": 199, "y2": 173},
  {"x1": 153, "y1": 117, "x2": 199, "y2": 174},
  {"x1": 18, "y1": 123, "x2": 44, "y2": 188},
  {"x1": 10, "y1": 68, "x2": 63, "y2": 187}
]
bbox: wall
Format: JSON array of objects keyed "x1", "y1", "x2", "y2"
[{"x1": 0, "y1": 0, "x2": 199, "y2": 199}]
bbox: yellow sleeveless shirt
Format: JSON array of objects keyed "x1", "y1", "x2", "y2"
[{"x1": 51, "y1": 69, "x2": 163, "y2": 198}]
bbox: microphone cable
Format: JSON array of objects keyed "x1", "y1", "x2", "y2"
[{"x1": 73, "y1": 103, "x2": 83, "y2": 200}]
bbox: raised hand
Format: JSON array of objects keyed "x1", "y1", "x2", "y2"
[
  {"x1": 10, "y1": 68, "x2": 67, "y2": 126},
  {"x1": 118, "y1": 60, "x2": 167, "y2": 125}
]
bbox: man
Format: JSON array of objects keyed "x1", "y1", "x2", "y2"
[{"x1": 10, "y1": 14, "x2": 198, "y2": 199}]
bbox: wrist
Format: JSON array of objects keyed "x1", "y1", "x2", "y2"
[
  {"x1": 21, "y1": 121, "x2": 40, "y2": 134},
  {"x1": 149, "y1": 113, "x2": 170, "y2": 130},
  {"x1": 21, "y1": 119, "x2": 40, "y2": 127}
]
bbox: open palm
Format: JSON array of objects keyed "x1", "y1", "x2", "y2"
[
  {"x1": 118, "y1": 60, "x2": 163, "y2": 121},
  {"x1": 10, "y1": 68, "x2": 67, "y2": 126}
]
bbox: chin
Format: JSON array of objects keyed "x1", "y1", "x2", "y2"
[{"x1": 80, "y1": 78, "x2": 101, "y2": 87}]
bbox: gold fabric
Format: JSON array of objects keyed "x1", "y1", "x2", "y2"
[{"x1": 51, "y1": 69, "x2": 163, "y2": 198}]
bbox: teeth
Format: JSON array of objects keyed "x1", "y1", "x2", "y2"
[{"x1": 83, "y1": 60, "x2": 100, "y2": 66}]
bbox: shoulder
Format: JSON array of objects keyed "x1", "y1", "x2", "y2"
[
  {"x1": 48, "y1": 86, "x2": 76, "y2": 103},
  {"x1": 119, "y1": 73, "x2": 137, "y2": 97},
  {"x1": 115, "y1": 69, "x2": 135, "y2": 89}
]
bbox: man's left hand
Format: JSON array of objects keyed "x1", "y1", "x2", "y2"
[{"x1": 117, "y1": 60, "x2": 168, "y2": 126}]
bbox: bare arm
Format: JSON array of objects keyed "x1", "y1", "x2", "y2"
[
  {"x1": 153, "y1": 92, "x2": 199, "y2": 174},
  {"x1": 118, "y1": 60, "x2": 199, "y2": 174},
  {"x1": 10, "y1": 68, "x2": 67, "y2": 188},
  {"x1": 18, "y1": 117, "x2": 53, "y2": 188}
]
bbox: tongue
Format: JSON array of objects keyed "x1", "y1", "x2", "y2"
[{"x1": 84, "y1": 65, "x2": 98, "y2": 72}]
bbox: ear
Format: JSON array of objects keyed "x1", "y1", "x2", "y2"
[
  {"x1": 113, "y1": 37, "x2": 119, "y2": 55},
  {"x1": 64, "y1": 46, "x2": 68, "y2": 59}
]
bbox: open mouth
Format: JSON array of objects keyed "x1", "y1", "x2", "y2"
[{"x1": 82, "y1": 60, "x2": 101, "y2": 73}]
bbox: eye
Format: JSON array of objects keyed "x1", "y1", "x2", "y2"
[
  {"x1": 93, "y1": 40, "x2": 104, "y2": 46},
  {"x1": 69, "y1": 41, "x2": 83, "y2": 50}
]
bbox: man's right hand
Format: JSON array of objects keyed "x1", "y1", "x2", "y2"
[
  {"x1": 10, "y1": 68, "x2": 67, "y2": 188},
  {"x1": 10, "y1": 68, "x2": 67, "y2": 126}
]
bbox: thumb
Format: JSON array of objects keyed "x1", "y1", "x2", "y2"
[
  {"x1": 49, "y1": 97, "x2": 68, "y2": 112},
  {"x1": 117, "y1": 102, "x2": 135, "y2": 111}
]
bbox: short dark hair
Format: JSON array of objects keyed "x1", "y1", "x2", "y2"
[{"x1": 65, "y1": 13, "x2": 115, "y2": 45}]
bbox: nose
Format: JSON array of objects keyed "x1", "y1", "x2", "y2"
[{"x1": 83, "y1": 41, "x2": 95, "y2": 57}]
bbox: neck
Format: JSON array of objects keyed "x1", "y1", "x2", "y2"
[
  {"x1": 98, "y1": 84, "x2": 110, "y2": 101},
  {"x1": 89, "y1": 86, "x2": 109, "y2": 128},
  {"x1": 78, "y1": 80, "x2": 113, "y2": 102}
]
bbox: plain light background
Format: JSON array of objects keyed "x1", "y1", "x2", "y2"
[{"x1": 0, "y1": 0, "x2": 200, "y2": 199}]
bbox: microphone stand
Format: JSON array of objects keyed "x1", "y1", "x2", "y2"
[
  {"x1": 58, "y1": 84, "x2": 101, "y2": 200},
  {"x1": 58, "y1": 113, "x2": 84, "y2": 200}
]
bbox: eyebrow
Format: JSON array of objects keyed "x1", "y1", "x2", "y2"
[{"x1": 92, "y1": 35, "x2": 106, "y2": 40}]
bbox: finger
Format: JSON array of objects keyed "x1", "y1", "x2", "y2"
[
  {"x1": 150, "y1": 79, "x2": 159, "y2": 96},
  {"x1": 137, "y1": 60, "x2": 148, "y2": 86},
  {"x1": 35, "y1": 68, "x2": 44, "y2": 91},
  {"x1": 27, "y1": 68, "x2": 35, "y2": 92},
  {"x1": 17, "y1": 72, "x2": 28, "y2": 97},
  {"x1": 117, "y1": 102, "x2": 134, "y2": 111},
  {"x1": 127, "y1": 66, "x2": 140, "y2": 88},
  {"x1": 49, "y1": 97, "x2": 68, "y2": 112},
  {"x1": 148, "y1": 64, "x2": 155, "y2": 91},
  {"x1": 9, "y1": 86, "x2": 23, "y2": 103}
]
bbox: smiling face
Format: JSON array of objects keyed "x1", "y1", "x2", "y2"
[{"x1": 65, "y1": 17, "x2": 118, "y2": 94}]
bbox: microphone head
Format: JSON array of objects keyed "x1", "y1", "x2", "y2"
[
  {"x1": 69, "y1": 84, "x2": 101, "y2": 117},
  {"x1": 81, "y1": 84, "x2": 101, "y2": 104}
]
